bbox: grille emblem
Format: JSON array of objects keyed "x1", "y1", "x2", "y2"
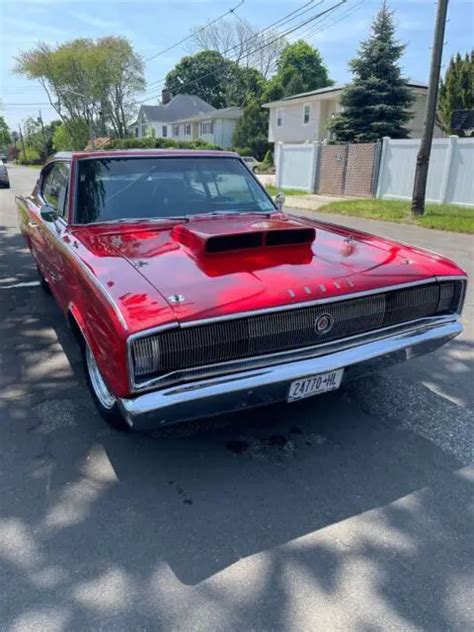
[{"x1": 315, "y1": 313, "x2": 334, "y2": 335}]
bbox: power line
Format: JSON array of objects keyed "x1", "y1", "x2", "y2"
[
  {"x1": 231, "y1": 0, "x2": 324, "y2": 68},
  {"x1": 1, "y1": 102, "x2": 52, "y2": 106},
  {"x1": 141, "y1": 0, "x2": 323, "y2": 97},
  {"x1": 4, "y1": 0, "x2": 360, "y2": 115},
  {"x1": 144, "y1": 0, "x2": 245, "y2": 63},
  {"x1": 302, "y1": 0, "x2": 369, "y2": 40},
  {"x1": 139, "y1": 0, "x2": 345, "y2": 105}
]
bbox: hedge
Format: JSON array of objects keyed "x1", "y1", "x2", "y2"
[{"x1": 104, "y1": 137, "x2": 223, "y2": 151}]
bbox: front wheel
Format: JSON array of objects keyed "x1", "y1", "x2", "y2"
[{"x1": 83, "y1": 343, "x2": 131, "y2": 431}]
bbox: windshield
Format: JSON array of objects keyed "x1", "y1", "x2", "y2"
[{"x1": 75, "y1": 156, "x2": 275, "y2": 224}]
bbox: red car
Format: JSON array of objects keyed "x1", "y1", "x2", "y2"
[{"x1": 17, "y1": 150, "x2": 467, "y2": 431}]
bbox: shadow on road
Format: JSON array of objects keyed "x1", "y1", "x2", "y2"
[{"x1": 0, "y1": 200, "x2": 473, "y2": 630}]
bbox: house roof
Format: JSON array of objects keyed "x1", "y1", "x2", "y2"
[
  {"x1": 262, "y1": 81, "x2": 428, "y2": 108},
  {"x1": 174, "y1": 106, "x2": 242, "y2": 124},
  {"x1": 138, "y1": 94, "x2": 216, "y2": 123}
]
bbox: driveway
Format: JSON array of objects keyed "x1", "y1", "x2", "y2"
[{"x1": 1, "y1": 166, "x2": 473, "y2": 631}]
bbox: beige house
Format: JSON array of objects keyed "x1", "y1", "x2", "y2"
[{"x1": 262, "y1": 82, "x2": 443, "y2": 143}]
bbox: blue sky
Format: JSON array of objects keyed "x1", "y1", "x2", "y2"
[{"x1": 1, "y1": 0, "x2": 473, "y2": 130}]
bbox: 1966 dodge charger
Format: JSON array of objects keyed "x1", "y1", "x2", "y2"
[{"x1": 17, "y1": 150, "x2": 467, "y2": 431}]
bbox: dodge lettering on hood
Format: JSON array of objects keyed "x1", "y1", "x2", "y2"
[{"x1": 17, "y1": 150, "x2": 467, "y2": 431}]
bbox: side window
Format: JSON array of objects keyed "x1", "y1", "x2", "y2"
[
  {"x1": 277, "y1": 109, "x2": 283, "y2": 127},
  {"x1": 42, "y1": 166, "x2": 58, "y2": 207},
  {"x1": 303, "y1": 104, "x2": 311, "y2": 124},
  {"x1": 42, "y1": 162, "x2": 70, "y2": 218},
  {"x1": 55, "y1": 163, "x2": 70, "y2": 218}
]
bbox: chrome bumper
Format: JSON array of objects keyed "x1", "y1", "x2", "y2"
[{"x1": 118, "y1": 317, "x2": 462, "y2": 430}]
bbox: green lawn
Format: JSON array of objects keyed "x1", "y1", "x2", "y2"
[
  {"x1": 317, "y1": 199, "x2": 474, "y2": 234},
  {"x1": 265, "y1": 185, "x2": 309, "y2": 197}
]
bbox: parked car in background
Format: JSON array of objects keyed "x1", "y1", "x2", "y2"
[
  {"x1": 16, "y1": 149, "x2": 467, "y2": 432},
  {"x1": 0, "y1": 162, "x2": 10, "y2": 188},
  {"x1": 242, "y1": 155, "x2": 261, "y2": 173}
]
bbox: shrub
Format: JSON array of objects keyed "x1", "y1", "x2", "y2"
[
  {"x1": 262, "y1": 149, "x2": 274, "y2": 167},
  {"x1": 16, "y1": 144, "x2": 42, "y2": 165},
  {"x1": 233, "y1": 146, "x2": 253, "y2": 156},
  {"x1": 104, "y1": 137, "x2": 223, "y2": 151}
]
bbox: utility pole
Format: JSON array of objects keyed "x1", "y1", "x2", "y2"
[
  {"x1": 411, "y1": 0, "x2": 449, "y2": 216},
  {"x1": 18, "y1": 123, "x2": 27, "y2": 163},
  {"x1": 38, "y1": 110, "x2": 47, "y2": 160}
]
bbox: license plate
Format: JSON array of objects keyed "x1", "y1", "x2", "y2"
[{"x1": 288, "y1": 369, "x2": 344, "y2": 402}]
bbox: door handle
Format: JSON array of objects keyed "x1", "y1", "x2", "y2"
[{"x1": 28, "y1": 221, "x2": 39, "y2": 228}]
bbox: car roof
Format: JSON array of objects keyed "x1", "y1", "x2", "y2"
[{"x1": 52, "y1": 149, "x2": 239, "y2": 161}]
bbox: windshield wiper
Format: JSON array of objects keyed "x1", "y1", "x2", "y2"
[
  {"x1": 92, "y1": 216, "x2": 189, "y2": 226},
  {"x1": 188, "y1": 210, "x2": 274, "y2": 218}
]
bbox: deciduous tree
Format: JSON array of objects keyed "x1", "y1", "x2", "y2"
[
  {"x1": 233, "y1": 41, "x2": 332, "y2": 155},
  {"x1": 165, "y1": 51, "x2": 266, "y2": 109},
  {"x1": 14, "y1": 37, "x2": 145, "y2": 147},
  {"x1": 0, "y1": 116, "x2": 11, "y2": 152},
  {"x1": 165, "y1": 50, "x2": 232, "y2": 109},
  {"x1": 266, "y1": 40, "x2": 332, "y2": 99},
  {"x1": 189, "y1": 17, "x2": 285, "y2": 78}
]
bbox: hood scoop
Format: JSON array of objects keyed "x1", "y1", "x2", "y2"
[{"x1": 173, "y1": 217, "x2": 316, "y2": 255}]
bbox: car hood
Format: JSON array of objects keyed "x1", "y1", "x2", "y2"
[{"x1": 72, "y1": 213, "x2": 464, "y2": 329}]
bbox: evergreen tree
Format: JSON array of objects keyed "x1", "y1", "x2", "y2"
[
  {"x1": 438, "y1": 51, "x2": 474, "y2": 134},
  {"x1": 331, "y1": 1, "x2": 414, "y2": 142}
]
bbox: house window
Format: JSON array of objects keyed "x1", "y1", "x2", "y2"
[
  {"x1": 162, "y1": 125, "x2": 168, "y2": 137},
  {"x1": 277, "y1": 109, "x2": 283, "y2": 127},
  {"x1": 200, "y1": 121, "x2": 214, "y2": 134},
  {"x1": 303, "y1": 104, "x2": 311, "y2": 124},
  {"x1": 141, "y1": 124, "x2": 147, "y2": 137},
  {"x1": 135, "y1": 126, "x2": 139, "y2": 138},
  {"x1": 185, "y1": 123, "x2": 192, "y2": 136},
  {"x1": 173, "y1": 124, "x2": 180, "y2": 136}
]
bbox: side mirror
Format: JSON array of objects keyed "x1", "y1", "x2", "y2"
[
  {"x1": 274, "y1": 192, "x2": 286, "y2": 211},
  {"x1": 40, "y1": 203, "x2": 58, "y2": 223}
]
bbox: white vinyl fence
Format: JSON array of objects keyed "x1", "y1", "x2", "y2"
[
  {"x1": 377, "y1": 136, "x2": 474, "y2": 207},
  {"x1": 275, "y1": 142, "x2": 319, "y2": 192}
]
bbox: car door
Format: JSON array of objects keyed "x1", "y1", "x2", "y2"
[
  {"x1": 36, "y1": 161, "x2": 72, "y2": 304},
  {"x1": 26, "y1": 164, "x2": 56, "y2": 278}
]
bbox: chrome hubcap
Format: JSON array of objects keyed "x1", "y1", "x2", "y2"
[{"x1": 86, "y1": 345, "x2": 116, "y2": 410}]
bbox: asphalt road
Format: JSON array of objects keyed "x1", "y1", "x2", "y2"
[{"x1": 1, "y1": 165, "x2": 473, "y2": 632}]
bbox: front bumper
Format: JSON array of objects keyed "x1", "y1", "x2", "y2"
[{"x1": 118, "y1": 317, "x2": 462, "y2": 430}]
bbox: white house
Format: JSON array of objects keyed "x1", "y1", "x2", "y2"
[
  {"x1": 134, "y1": 90, "x2": 242, "y2": 148},
  {"x1": 134, "y1": 91, "x2": 215, "y2": 140},
  {"x1": 172, "y1": 107, "x2": 242, "y2": 148},
  {"x1": 262, "y1": 82, "x2": 444, "y2": 144}
]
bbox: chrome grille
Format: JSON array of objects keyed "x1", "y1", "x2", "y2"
[{"x1": 131, "y1": 280, "x2": 463, "y2": 380}]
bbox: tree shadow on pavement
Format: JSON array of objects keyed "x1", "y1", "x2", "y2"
[{"x1": 0, "y1": 220, "x2": 473, "y2": 630}]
